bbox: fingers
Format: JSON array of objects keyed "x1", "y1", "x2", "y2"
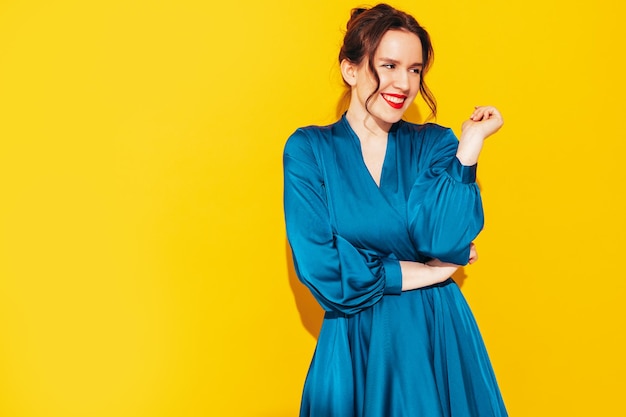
[
  {"x1": 468, "y1": 242, "x2": 478, "y2": 264},
  {"x1": 469, "y1": 105, "x2": 503, "y2": 122}
]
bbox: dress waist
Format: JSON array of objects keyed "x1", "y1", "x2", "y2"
[{"x1": 323, "y1": 277, "x2": 456, "y2": 319}]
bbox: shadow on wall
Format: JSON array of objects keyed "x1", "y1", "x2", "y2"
[{"x1": 286, "y1": 241, "x2": 324, "y2": 340}]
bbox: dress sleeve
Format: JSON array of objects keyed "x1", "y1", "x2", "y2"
[
  {"x1": 407, "y1": 127, "x2": 485, "y2": 265},
  {"x1": 283, "y1": 129, "x2": 402, "y2": 315}
]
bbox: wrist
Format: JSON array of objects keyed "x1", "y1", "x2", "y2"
[{"x1": 456, "y1": 134, "x2": 484, "y2": 166}]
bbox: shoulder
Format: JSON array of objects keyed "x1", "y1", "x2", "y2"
[
  {"x1": 397, "y1": 120, "x2": 455, "y2": 140},
  {"x1": 283, "y1": 121, "x2": 337, "y2": 158},
  {"x1": 396, "y1": 120, "x2": 458, "y2": 150}
]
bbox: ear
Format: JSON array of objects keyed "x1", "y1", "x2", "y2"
[{"x1": 340, "y1": 59, "x2": 358, "y2": 87}]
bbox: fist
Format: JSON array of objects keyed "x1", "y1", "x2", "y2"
[{"x1": 461, "y1": 106, "x2": 504, "y2": 140}]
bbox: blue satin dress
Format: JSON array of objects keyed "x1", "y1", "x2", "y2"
[{"x1": 283, "y1": 115, "x2": 508, "y2": 417}]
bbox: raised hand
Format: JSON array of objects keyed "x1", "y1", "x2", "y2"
[
  {"x1": 457, "y1": 105, "x2": 503, "y2": 166},
  {"x1": 461, "y1": 106, "x2": 504, "y2": 141}
]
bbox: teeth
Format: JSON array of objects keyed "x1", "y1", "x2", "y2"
[{"x1": 383, "y1": 94, "x2": 405, "y2": 104}]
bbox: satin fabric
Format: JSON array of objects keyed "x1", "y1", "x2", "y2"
[{"x1": 283, "y1": 115, "x2": 507, "y2": 417}]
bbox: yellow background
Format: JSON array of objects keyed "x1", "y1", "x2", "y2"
[{"x1": 1, "y1": 0, "x2": 624, "y2": 416}]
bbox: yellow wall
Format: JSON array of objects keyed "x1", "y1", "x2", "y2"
[{"x1": 1, "y1": 0, "x2": 624, "y2": 416}]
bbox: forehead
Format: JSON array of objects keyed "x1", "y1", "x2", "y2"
[{"x1": 375, "y1": 29, "x2": 423, "y2": 62}]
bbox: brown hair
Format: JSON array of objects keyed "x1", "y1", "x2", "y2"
[{"x1": 338, "y1": 3, "x2": 437, "y2": 119}]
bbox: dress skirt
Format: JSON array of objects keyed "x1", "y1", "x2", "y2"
[{"x1": 299, "y1": 279, "x2": 508, "y2": 417}]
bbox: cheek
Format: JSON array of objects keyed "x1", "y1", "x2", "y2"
[
  {"x1": 377, "y1": 74, "x2": 392, "y2": 89},
  {"x1": 412, "y1": 78, "x2": 422, "y2": 93}
]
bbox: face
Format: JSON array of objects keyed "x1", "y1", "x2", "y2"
[{"x1": 344, "y1": 29, "x2": 423, "y2": 130}]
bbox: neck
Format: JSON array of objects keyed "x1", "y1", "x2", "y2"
[{"x1": 345, "y1": 108, "x2": 391, "y2": 143}]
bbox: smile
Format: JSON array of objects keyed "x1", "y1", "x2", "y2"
[{"x1": 381, "y1": 93, "x2": 407, "y2": 109}]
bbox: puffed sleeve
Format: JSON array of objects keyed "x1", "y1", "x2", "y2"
[
  {"x1": 283, "y1": 128, "x2": 402, "y2": 315},
  {"x1": 407, "y1": 127, "x2": 484, "y2": 265}
]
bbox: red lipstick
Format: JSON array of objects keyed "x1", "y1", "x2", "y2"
[{"x1": 381, "y1": 93, "x2": 406, "y2": 109}]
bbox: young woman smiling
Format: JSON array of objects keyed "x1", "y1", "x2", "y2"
[{"x1": 283, "y1": 4, "x2": 507, "y2": 416}]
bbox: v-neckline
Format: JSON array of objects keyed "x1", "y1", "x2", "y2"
[
  {"x1": 341, "y1": 116, "x2": 396, "y2": 190},
  {"x1": 363, "y1": 138, "x2": 389, "y2": 188}
]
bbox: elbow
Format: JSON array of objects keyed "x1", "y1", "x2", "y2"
[
  {"x1": 418, "y1": 235, "x2": 476, "y2": 266},
  {"x1": 296, "y1": 271, "x2": 384, "y2": 316},
  {"x1": 414, "y1": 217, "x2": 484, "y2": 263}
]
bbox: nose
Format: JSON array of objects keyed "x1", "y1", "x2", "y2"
[{"x1": 393, "y1": 70, "x2": 410, "y2": 93}]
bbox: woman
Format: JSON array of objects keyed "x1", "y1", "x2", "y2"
[{"x1": 283, "y1": 4, "x2": 507, "y2": 416}]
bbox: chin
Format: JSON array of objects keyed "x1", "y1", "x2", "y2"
[
  {"x1": 384, "y1": 112, "x2": 406, "y2": 124},
  {"x1": 382, "y1": 106, "x2": 409, "y2": 124},
  {"x1": 368, "y1": 104, "x2": 408, "y2": 126}
]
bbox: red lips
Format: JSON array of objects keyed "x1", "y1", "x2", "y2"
[{"x1": 381, "y1": 93, "x2": 406, "y2": 109}]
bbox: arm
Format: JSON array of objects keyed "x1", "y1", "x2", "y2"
[
  {"x1": 400, "y1": 260, "x2": 459, "y2": 290},
  {"x1": 402, "y1": 242, "x2": 478, "y2": 290},
  {"x1": 284, "y1": 129, "x2": 400, "y2": 315},
  {"x1": 406, "y1": 127, "x2": 485, "y2": 265},
  {"x1": 406, "y1": 106, "x2": 503, "y2": 264}
]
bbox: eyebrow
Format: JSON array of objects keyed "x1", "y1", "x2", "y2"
[{"x1": 377, "y1": 57, "x2": 423, "y2": 67}]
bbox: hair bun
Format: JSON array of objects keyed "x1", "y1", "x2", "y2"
[{"x1": 351, "y1": 7, "x2": 367, "y2": 18}]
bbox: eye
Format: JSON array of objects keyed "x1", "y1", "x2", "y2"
[
  {"x1": 381, "y1": 63, "x2": 395, "y2": 69},
  {"x1": 410, "y1": 68, "x2": 422, "y2": 75}
]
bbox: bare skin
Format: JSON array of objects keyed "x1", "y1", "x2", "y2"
[{"x1": 457, "y1": 106, "x2": 504, "y2": 166}]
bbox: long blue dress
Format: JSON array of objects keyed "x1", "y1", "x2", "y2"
[{"x1": 283, "y1": 115, "x2": 508, "y2": 417}]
